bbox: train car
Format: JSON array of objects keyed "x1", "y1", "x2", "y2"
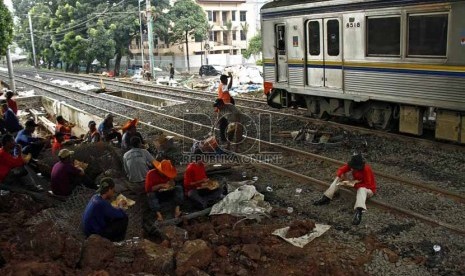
[{"x1": 261, "y1": 0, "x2": 465, "y2": 143}]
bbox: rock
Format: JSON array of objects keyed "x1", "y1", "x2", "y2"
[
  {"x1": 161, "y1": 225, "x2": 188, "y2": 249},
  {"x1": 175, "y1": 239, "x2": 213, "y2": 276},
  {"x1": 241, "y1": 244, "x2": 261, "y2": 261},
  {"x1": 2, "y1": 261, "x2": 65, "y2": 275},
  {"x1": 186, "y1": 266, "x2": 210, "y2": 276},
  {"x1": 216, "y1": 245, "x2": 229, "y2": 257},
  {"x1": 236, "y1": 268, "x2": 248, "y2": 276},
  {"x1": 382, "y1": 248, "x2": 399, "y2": 263},
  {"x1": 132, "y1": 239, "x2": 175, "y2": 274},
  {"x1": 80, "y1": 235, "x2": 115, "y2": 270},
  {"x1": 88, "y1": 270, "x2": 110, "y2": 276}
]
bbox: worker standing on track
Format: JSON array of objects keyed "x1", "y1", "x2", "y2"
[
  {"x1": 216, "y1": 72, "x2": 234, "y2": 144},
  {"x1": 169, "y1": 63, "x2": 175, "y2": 86},
  {"x1": 313, "y1": 154, "x2": 376, "y2": 225}
]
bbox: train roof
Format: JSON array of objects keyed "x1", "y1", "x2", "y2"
[{"x1": 261, "y1": 0, "x2": 454, "y2": 17}]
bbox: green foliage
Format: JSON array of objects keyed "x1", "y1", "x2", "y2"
[
  {"x1": 168, "y1": 0, "x2": 208, "y2": 45},
  {"x1": 0, "y1": 1, "x2": 14, "y2": 55},
  {"x1": 256, "y1": 59, "x2": 263, "y2": 66},
  {"x1": 242, "y1": 33, "x2": 262, "y2": 59}
]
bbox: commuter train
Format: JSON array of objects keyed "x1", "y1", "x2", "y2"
[{"x1": 261, "y1": 0, "x2": 465, "y2": 143}]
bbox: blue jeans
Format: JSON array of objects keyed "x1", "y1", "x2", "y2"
[
  {"x1": 147, "y1": 185, "x2": 184, "y2": 212},
  {"x1": 188, "y1": 188, "x2": 223, "y2": 210}
]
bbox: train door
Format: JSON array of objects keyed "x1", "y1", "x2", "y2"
[
  {"x1": 323, "y1": 18, "x2": 342, "y2": 89},
  {"x1": 305, "y1": 18, "x2": 342, "y2": 89},
  {"x1": 306, "y1": 20, "x2": 324, "y2": 87},
  {"x1": 275, "y1": 24, "x2": 288, "y2": 83}
]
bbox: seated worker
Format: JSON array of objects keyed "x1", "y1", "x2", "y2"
[
  {"x1": 51, "y1": 149, "x2": 95, "y2": 196},
  {"x1": 83, "y1": 121, "x2": 101, "y2": 143},
  {"x1": 183, "y1": 156, "x2": 223, "y2": 210},
  {"x1": 121, "y1": 118, "x2": 144, "y2": 152},
  {"x1": 15, "y1": 119, "x2": 46, "y2": 159},
  {"x1": 145, "y1": 159, "x2": 183, "y2": 221},
  {"x1": 5, "y1": 91, "x2": 18, "y2": 115},
  {"x1": 55, "y1": 115, "x2": 76, "y2": 139},
  {"x1": 123, "y1": 136, "x2": 155, "y2": 193},
  {"x1": 82, "y1": 177, "x2": 128, "y2": 242},
  {"x1": 98, "y1": 113, "x2": 122, "y2": 145},
  {"x1": 52, "y1": 132, "x2": 81, "y2": 156},
  {"x1": 1, "y1": 101, "x2": 22, "y2": 134},
  {"x1": 313, "y1": 154, "x2": 376, "y2": 225},
  {"x1": 0, "y1": 134, "x2": 32, "y2": 186}
]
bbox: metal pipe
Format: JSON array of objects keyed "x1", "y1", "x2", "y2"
[
  {"x1": 138, "y1": 0, "x2": 145, "y2": 67},
  {"x1": 28, "y1": 12, "x2": 37, "y2": 68},
  {"x1": 5, "y1": 46, "x2": 16, "y2": 92},
  {"x1": 146, "y1": 0, "x2": 155, "y2": 79}
]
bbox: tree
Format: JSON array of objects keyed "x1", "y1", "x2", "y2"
[
  {"x1": 242, "y1": 33, "x2": 261, "y2": 60},
  {"x1": 0, "y1": 1, "x2": 14, "y2": 56},
  {"x1": 168, "y1": 0, "x2": 208, "y2": 71},
  {"x1": 85, "y1": 20, "x2": 116, "y2": 73}
]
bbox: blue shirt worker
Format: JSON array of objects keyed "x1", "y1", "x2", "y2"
[
  {"x1": 1, "y1": 101, "x2": 22, "y2": 134},
  {"x1": 15, "y1": 119, "x2": 45, "y2": 158},
  {"x1": 82, "y1": 177, "x2": 128, "y2": 242},
  {"x1": 98, "y1": 113, "x2": 122, "y2": 144}
]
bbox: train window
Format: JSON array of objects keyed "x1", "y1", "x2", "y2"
[
  {"x1": 367, "y1": 16, "x2": 400, "y2": 56},
  {"x1": 326, "y1": 20, "x2": 339, "y2": 56},
  {"x1": 277, "y1": 25, "x2": 286, "y2": 54},
  {"x1": 408, "y1": 14, "x2": 448, "y2": 56},
  {"x1": 308, "y1": 21, "x2": 320, "y2": 56}
]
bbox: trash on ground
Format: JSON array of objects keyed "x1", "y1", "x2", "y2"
[{"x1": 273, "y1": 223, "x2": 331, "y2": 248}]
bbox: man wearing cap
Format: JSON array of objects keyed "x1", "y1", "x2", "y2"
[
  {"x1": 83, "y1": 121, "x2": 101, "y2": 143},
  {"x1": 98, "y1": 113, "x2": 122, "y2": 144},
  {"x1": 145, "y1": 159, "x2": 183, "y2": 221},
  {"x1": 0, "y1": 134, "x2": 34, "y2": 188},
  {"x1": 82, "y1": 177, "x2": 128, "y2": 242},
  {"x1": 313, "y1": 154, "x2": 376, "y2": 225},
  {"x1": 184, "y1": 156, "x2": 223, "y2": 210},
  {"x1": 51, "y1": 149, "x2": 92, "y2": 196},
  {"x1": 15, "y1": 119, "x2": 46, "y2": 158},
  {"x1": 123, "y1": 136, "x2": 155, "y2": 193},
  {"x1": 121, "y1": 118, "x2": 145, "y2": 153},
  {"x1": 1, "y1": 101, "x2": 22, "y2": 134}
]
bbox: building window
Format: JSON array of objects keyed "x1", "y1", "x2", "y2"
[
  {"x1": 222, "y1": 11, "x2": 228, "y2": 25},
  {"x1": 207, "y1": 11, "x2": 212, "y2": 22},
  {"x1": 223, "y1": 32, "x2": 228, "y2": 44},
  {"x1": 367, "y1": 16, "x2": 401, "y2": 56},
  {"x1": 240, "y1": 11, "x2": 246, "y2": 22},
  {"x1": 232, "y1": 31, "x2": 237, "y2": 41},
  {"x1": 214, "y1": 31, "x2": 219, "y2": 42},
  {"x1": 326, "y1": 19, "x2": 340, "y2": 56},
  {"x1": 213, "y1": 11, "x2": 217, "y2": 22},
  {"x1": 408, "y1": 13, "x2": 448, "y2": 56},
  {"x1": 232, "y1": 11, "x2": 236, "y2": 21},
  {"x1": 307, "y1": 21, "x2": 320, "y2": 56},
  {"x1": 240, "y1": 30, "x2": 247, "y2": 41},
  {"x1": 209, "y1": 32, "x2": 214, "y2": 41}
]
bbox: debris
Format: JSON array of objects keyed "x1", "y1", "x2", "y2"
[
  {"x1": 266, "y1": 186, "x2": 273, "y2": 192},
  {"x1": 433, "y1": 245, "x2": 441, "y2": 253},
  {"x1": 272, "y1": 223, "x2": 331, "y2": 248},
  {"x1": 285, "y1": 220, "x2": 316, "y2": 238},
  {"x1": 287, "y1": 207, "x2": 294, "y2": 214},
  {"x1": 175, "y1": 239, "x2": 213, "y2": 276},
  {"x1": 210, "y1": 185, "x2": 272, "y2": 217},
  {"x1": 81, "y1": 234, "x2": 115, "y2": 270}
]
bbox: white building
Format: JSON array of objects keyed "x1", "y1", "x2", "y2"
[{"x1": 129, "y1": 0, "x2": 269, "y2": 71}]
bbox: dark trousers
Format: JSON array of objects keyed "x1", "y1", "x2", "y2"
[
  {"x1": 0, "y1": 118, "x2": 6, "y2": 134},
  {"x1": 188, "y1": 188, "x2": 223, "y2": 210},
  {"x1": 104, "y1": 132, "x2": 122, "y2": 143},
  {"x1": 100, "y1": 215, "x2": 128, "y2": 242},
  {"x1": 218, "y1": 117, "x2": 229, "y2": 143},
  {"x1": 147, "y1": 185, "x2": 184, "y2": 212},
  {"x1": 22, "y1": 144, "x2": 44, "y2": 159},
  {"x1": 1, "y1": 166, "x2": 38, "y2": 188}
]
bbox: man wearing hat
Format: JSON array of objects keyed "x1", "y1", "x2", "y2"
[
  {"x1": 83, "y1": 121, "x2": 101, "y2": 143},
  {"x1": 313, "y1": 154, "x2": 376, "y2": 225},
  {"x1": 82, "y1": 177, "x2": 128, "y2": 242},
  {"x1": 51, "y1": 149, "x2": 91, "y2": 196},
  {"x1": 98, "y1": 113, "x2": 122, "y2": 145},
  {"x1": 121, "y1": 118, "x2": 145, "y2": 153},
  {"x1": 145, "y1": 159, "x2": 183, "y2": 221},
  {"x1": 15, "y1": 119, "x2": 46, "y2": 158}
]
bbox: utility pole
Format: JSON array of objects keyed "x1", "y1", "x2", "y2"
[
  {"x1": 146, "y1": 0, "x2": 155, "y2": 79},
  {"x1": 5, "y1": 46, "x2": 16, "y2": 92},
  {"x1": 138, "y1": 0, "x2": 145, "y2": 67},
  {"x1": 28, "y1": 12, "x2": 38, "y2": 68}
]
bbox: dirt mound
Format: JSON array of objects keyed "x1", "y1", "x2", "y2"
[{"x1": 286, "y1": 219, "x2": 316, "y2": 238}]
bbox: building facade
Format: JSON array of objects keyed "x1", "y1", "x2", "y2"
[{"x1": 129, "y1": 0, "x2": 268, "y2": 70}]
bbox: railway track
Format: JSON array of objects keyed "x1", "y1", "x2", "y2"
[{"x1": 2, "y1": 71, "x2": 465, "y2": 235}]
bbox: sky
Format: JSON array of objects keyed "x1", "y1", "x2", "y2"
[{"x1": 4, "y1": 0, "x2": 13, "y2": 11}]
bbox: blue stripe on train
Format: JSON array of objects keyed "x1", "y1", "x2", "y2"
[{"x1": 265, "y1": 64, "x2": 465, "y2": 77}]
